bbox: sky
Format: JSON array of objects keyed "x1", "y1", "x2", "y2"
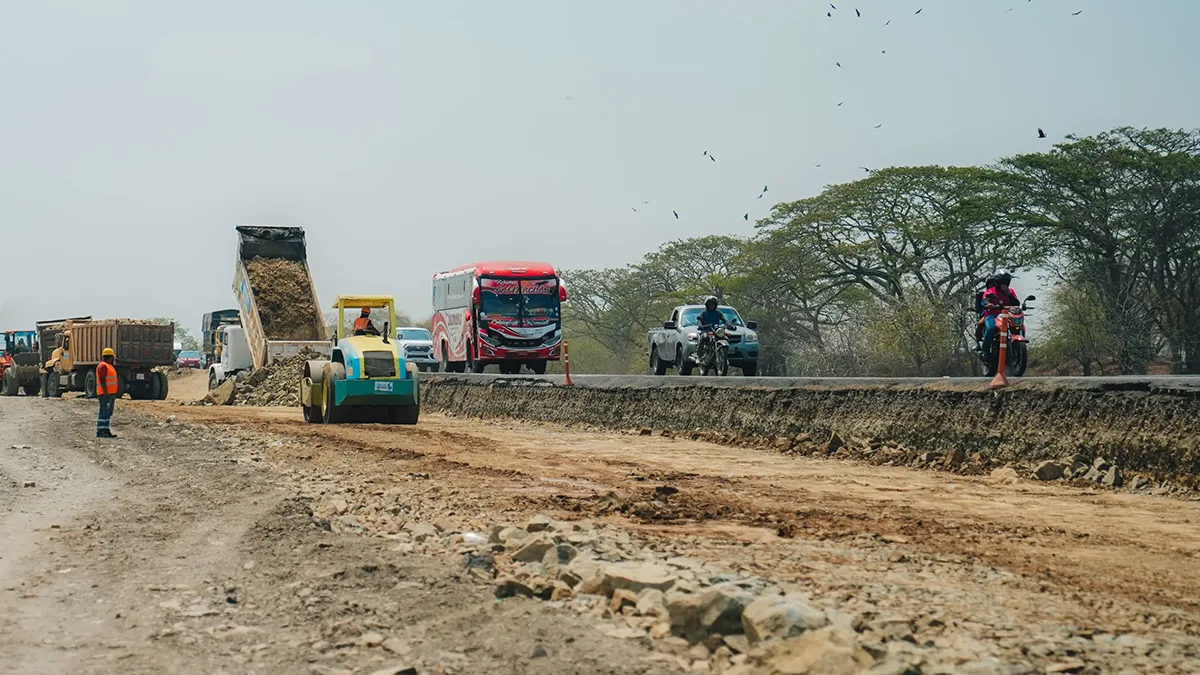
[{"x1": 2, "y1": 0, "x2": 1198, "y2": 337}]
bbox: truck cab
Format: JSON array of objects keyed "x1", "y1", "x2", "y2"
[
  {"x1": 299, "y1": 295, "x2": 420, "y2": 425},
  {"x1": 207, "y1": 325, "x2": 253, "y2": 390}
]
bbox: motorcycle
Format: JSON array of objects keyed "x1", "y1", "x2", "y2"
[
  {"x1": 972, "y1": 295, "x2": 1035, "y2": 377},
  {"x1": 693, "y1": 325, "x2": 730, "y2": 376}
]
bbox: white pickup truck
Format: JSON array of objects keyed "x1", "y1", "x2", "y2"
[
  {"x1": 646, "y1": 304, "x2": 760, "y2": 376},
  {"x1": 395, "y1": 327, "x2": 439, "y2": 372}
]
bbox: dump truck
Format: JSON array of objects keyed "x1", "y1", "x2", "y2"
[
  {"x1": 1, "y1": 330, "x2": 42, "y2": 396},
  {"x1": 233, "y1": 225, "x2": 331, "y2": 371},
  {"x1": 202, "y1": 309, "x2": 241, "y2": 365},
  {"x1": 41, "y1": 319, "x2": 174, "y2": 400},
  {"x1": 300, "y1": 295, "x2": 419, "y2": 425}
]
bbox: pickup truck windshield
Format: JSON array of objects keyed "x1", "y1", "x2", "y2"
[
  {"x1": 397, "y1": 329, "x2": 432, "y2": 341},
  {"x1": 680, "y1": 308, "x2": 745, "y2": 327}
]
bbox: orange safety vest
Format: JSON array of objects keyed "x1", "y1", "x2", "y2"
[
  {"x1": 353, "y1": 316, "x2": 373, "y2": 333},
  {"x1": 96, "y1": 362, "x2": 118, "y2": 396}
]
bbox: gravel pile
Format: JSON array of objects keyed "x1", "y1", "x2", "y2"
[
  {"x1": 232, "y1": 350, "x2": 321, "y2": 407},
  {"x1": 245, "y1": 257, "x2": 323, "y2": 341}
]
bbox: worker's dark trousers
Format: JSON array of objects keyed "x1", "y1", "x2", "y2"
[{"x1": 97, "y1": 395, "x2": 115, "y2": 436}]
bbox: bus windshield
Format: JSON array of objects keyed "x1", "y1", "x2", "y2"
[{"x1": 479, "y1": 276, "x2": 560, "y2": 322}]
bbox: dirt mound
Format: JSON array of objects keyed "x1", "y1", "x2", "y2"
[
  {"x1": 423, "y1": 378, "x2": 1200, "y2": 489},
  {"x1": 232, "y1": 350, "x2": 321, "y2": 407},
  {"x1": 245, "y1": 257, "x2": 322, "y2": 340}
]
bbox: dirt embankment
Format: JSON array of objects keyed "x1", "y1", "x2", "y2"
[
  {"x1": 244, "y1": 257, "x2": 322, "y2": 340},
  {"x1": 422, "y1": 378, "x2": 1200, "y2": 489}
]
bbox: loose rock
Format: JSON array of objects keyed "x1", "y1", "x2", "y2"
[{"x1": 742, "y1": 594, "x2": 829, "y2": 645}]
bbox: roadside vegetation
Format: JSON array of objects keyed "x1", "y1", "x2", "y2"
[{"x1": 561, "y1": 127, "x2": 1200, "y2": 377}]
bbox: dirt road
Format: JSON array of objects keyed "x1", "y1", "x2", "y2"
[{"x1": 3, "y1": 390, "x2": 1199, "y2": 673}]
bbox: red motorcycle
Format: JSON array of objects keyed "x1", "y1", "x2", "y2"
[{"x1": 974, "y1": 295, "x2": 1035, "y2": 377}]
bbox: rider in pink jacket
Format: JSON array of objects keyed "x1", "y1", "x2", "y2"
[{"x1": 982, "y1": 270, "x2": 1020, "y2": 346}]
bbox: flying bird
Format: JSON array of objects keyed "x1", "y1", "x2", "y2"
[
  {"x1": 874, "y1": 124, "x2": 882, "y2": 128},
  {"x1": 757, "y1": 193, "x2": 763, "y2": 199},
  {"x1": 837, "y1": 101, "x2": 844, "y2": 107},
  {"x1": 827, "y1": 12, "x2": 832, "y2": 17},
  {"x1": 855, "y1": 8, "x2": 860, "y2": 17},
  {"x1": 1037, "y1": 128, "x2": 1047, "y2": 139},
  {"x1": 1072, "y1": 9, "x2": 1082, "y2": 15},
  {"x1": 743, "y1": 214, "x2": 749, "y2": 221},
  {"x1": 836, "y1": 61, "x2": 842, "y2": 67},
  {"x1": 860, "y1": 166, "x2": 872, "y2": 173},
  {"x1": 709, "y1": 154, "x2": 716, "y2": 162},
  {"x1": 884, "y1": 19, "x2": 891, "y2": 25},
  {"x1": 915, "y1": 8, "x2": 922, "y2": 14},
  {"x1": 814, "y1": 164, "x2": 823, "y2": 167},
  {"x1": 631, "y1": 207, "x2": 637, "y2": 212},
  {"x1": 829, "y1": 3, "x2": 836, "y2": 8},
  {"x1": 673, "y1": 210, "x2": 679, "y2": 219}
]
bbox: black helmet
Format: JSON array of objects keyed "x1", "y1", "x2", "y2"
[
  {"x1": 994, "y1": 269, "x2": 1012, "y2": 286},
  {"x1": 704, "y1": 296, "x2": 718, "y2": 309}
]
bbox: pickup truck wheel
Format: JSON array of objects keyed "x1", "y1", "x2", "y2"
[
  {"x1": 208, "y1": 371, "x2": 218, "y2": 390},
  {"x1": 677, "y1": 346, "x2": 694, "y2": 376},
  {"x1": 651, "y1": 350, "x2": 668, "y2": 376},
  {"x1": 741, "y1": 363, "x2": 758, "y2": 377}
]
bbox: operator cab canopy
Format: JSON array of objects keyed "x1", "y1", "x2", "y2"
[{"x1": 332, "y1": 295, "x2": 396, "y2": 341}]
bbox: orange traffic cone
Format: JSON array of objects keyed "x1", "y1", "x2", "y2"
[
  {"x1": 561, "y1": 340, "x2": 574, "y2": 386},
  {"x1": 989, "y1": 315, "x2": 1010, "y2": 389}
]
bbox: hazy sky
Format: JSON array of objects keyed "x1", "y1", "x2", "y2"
[{"x1": 2, "y1": 0, "x2": 1197, "y2": 336}]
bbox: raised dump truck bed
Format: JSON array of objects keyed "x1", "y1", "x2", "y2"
[{"x1": 233, "y1": 225, "x2": 330, "y2": 370}]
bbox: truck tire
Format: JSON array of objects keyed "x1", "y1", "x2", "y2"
[
  {"x1": 677, "y1": 346, "x2": 694, "y2": 376},
  {"x1": 23, "y1": 378, "x2": 41, "y2": 397},
  {"x1": 741, "y1": 363, "x2": 758, "y2": 377},
  {"x1": 47, "y1": 373, "x2": 62, "y2": 398},
  {"x1": 84, "y1": 371, "x2": 97, "y2": 399},
  {"x1": 209, "y1": 371, "x2": 219, "y2": 390},
  {"x1": 388, "y1": 404, "x2": 419, "y2": 425},
  {"x1": 155, "y1": 372, "x2": 169, "y2": 400},
  {"x1": 322, "y1": 362, "x2": 347, "y2": 424},
  {"x1": 40, "y1": 374, "x2": 49, "y2": 398},
  {"x1": 1, "y1": 370, "x2": 17, "y2": 396},
  {"x1": 529, "y1": 360, "x2": 546, "y2": 375},
  {"x1": 651, "y1": 350, "x2": 668, "y2": 376}
]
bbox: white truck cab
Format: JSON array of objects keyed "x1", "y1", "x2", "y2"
[
  {"x1": 395, "y1": 327, "x2": 439, "y2": 372},
  {"x1": 207, "y1": 325, "x2": 254, "y2": 389}
]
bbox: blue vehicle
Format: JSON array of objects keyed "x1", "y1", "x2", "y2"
[{"x1": 2, "y1": 330, "x2": 42, "y2": 396}]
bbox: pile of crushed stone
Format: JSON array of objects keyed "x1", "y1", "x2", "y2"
[
  {"x1": 232, "y1": 350, "x2": 322, "y2": 407},
  {"x1": 245, "y1": 257, "x2": 324, "y2": 341}
]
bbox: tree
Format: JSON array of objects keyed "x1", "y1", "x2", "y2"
[
  {"x1": 152, "y1": 318, "x2": 199, "y2": 351},
  {"x1": 1002, "y1": 127, "x2": 1200, "y2": 373}
]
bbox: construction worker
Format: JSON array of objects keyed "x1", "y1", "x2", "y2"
[
  {"x1": 96, "y1": 347, "x2": 118, "y2": 439},
  {"x1": 352, "y1": 308, "x2": 379, "y2": 336}
]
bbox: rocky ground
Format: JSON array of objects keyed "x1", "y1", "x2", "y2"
[{"x1": 3, "y1": 390, "x2": 1199, "y2": 674}]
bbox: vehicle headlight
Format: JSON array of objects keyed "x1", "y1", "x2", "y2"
[
  {"x1": 744, "y1": 333, "x2": 758, "y2": 344},
  {"x1": 686, "y1": 333, "x2": 699, "y2": 341}
]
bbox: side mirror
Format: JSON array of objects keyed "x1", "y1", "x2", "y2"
[
  {"x1": 746, "y1": 321, "x2": 758, "y2": 331},
  {"x1": 1025, "y1": 295, "x2": 1037, "y2": 302},
  {"x1": 663, "y1": 321, "x2": 676, "y2": 330}
]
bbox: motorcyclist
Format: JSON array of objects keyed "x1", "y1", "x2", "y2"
[
  {"x1": 694, "y1": 297, "x2": 727, "y2": 362},
  {"x1": 981, "y1": 270, "x2": 1020, "y2": 350}
]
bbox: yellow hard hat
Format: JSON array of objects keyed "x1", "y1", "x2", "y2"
[{"x1": 102, "y1": 347, "x2": 115, "y2": 357}]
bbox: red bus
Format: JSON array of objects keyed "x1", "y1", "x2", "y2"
[{"x1": 431, "y1": 261, "x2": 566, "y2": 374}]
